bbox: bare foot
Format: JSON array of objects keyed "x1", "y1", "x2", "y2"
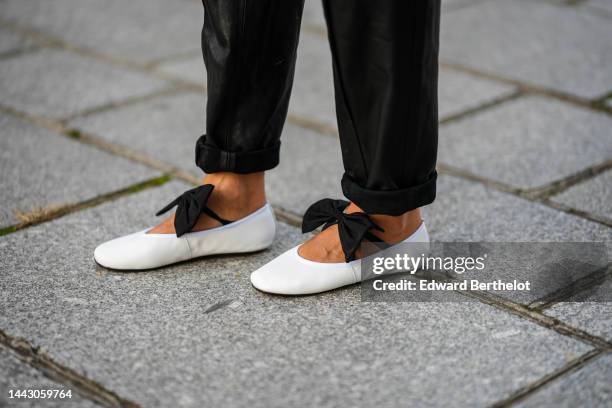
[
  {"x1": 298, "y1": 203, "x2": 422, "y2": 263},
  {"x1": 148, "y1": 172, "x2": 266, "y2": 234}
]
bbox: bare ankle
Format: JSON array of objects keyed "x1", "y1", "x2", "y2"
[{"x1": 203, "y1": 172, "x2": 266, "y2": 219}]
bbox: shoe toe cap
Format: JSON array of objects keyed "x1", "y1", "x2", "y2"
[
  {"x1": 94, "y1": 231, "x2": 183, "y2": 270},
  {"x1": 250, "y1": 249, "x2": 306, "y2": 295},
  {"x1": 94, "y1": 236, "x2": 135, "y2": 270},
  {"x1": 250, "y1": 247, "x2": 355, "y2": 295},
  {"x1": 93, "y1": 242, "x2": 117, "y2": 269}
]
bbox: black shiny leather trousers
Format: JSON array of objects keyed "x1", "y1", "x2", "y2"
[{"x1": 196, "y1": 0, "x2": 440, "y2": 215}]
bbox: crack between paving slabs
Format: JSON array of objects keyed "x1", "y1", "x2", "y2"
[{"x1": 0, "y1": 329, "x2": 141, "y2": 408}]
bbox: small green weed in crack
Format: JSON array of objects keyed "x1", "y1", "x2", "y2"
[{"x1": 65, "y1": 129, "x2": 82, "y2": 139}]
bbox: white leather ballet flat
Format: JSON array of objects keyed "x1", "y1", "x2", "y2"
[
  {"x1": 94, "y1": 185, "x2": 276, "y2": 270},
  {"x1": 250, "y1": 198, "x2": 429, "y2": 295}
]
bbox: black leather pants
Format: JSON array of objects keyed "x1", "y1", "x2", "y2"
[{"x1": 196, "y1": 0, "x2": 440, "y2": 215}]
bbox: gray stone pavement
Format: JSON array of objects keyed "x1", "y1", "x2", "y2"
[
  {"x1": 552, "y1": 169, "x2": 612, "y2": 221},
  {"x1": 0, "y1": 112, "x2": 158, "y2": 228},
  {"x1": 517, "y1": 353, "x2": 612, "y2": 408},
  {"x1": 439, "y1": 96, "x2": 612, "y2": 190},
  {"x1": 0, "y1": 0, "x2": 203, "y2": 64},
  {"x1": 0, "y1": 26, "x2": 34, "y2": 56},
  {"x1": 440, "y1": 0, "x2": 612, "y2": 99},
  {"x1": 0, "y1": 0, "x2": 610, "y2": 407},
  {"x1": 545, "y1": 278, "x2": 612, "y2": 342},
  {"x1": 0, "y1": 48, "x2": 169, "y2": 119},
  {"x1": 0, "y1": 346, "x2": 96, "y2": 408}
]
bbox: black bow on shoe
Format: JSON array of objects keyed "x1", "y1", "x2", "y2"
[
  {"x1": 302, "y1": 198, "x2": 384, "y2": 262},
  {"x1": 156, "y1": 184, "x2": 231, "y2": 237}
]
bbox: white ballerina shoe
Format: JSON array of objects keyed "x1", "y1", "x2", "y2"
[
  {"x1": 94, "y1": 185, "x2": 276, "y2": 270},
  {"x1": 250, "y1": 199, "x2": 429, "y2": 295}
]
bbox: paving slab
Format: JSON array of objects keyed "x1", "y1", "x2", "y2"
[
  {"x1": 426, "y1": 174, "x2": 612, "y2": 242},
  {"x1": 0, "y1": 112, "x2": 158, "y2": 228},
  {"x1": 0, "y1": 26, "x2": 35, "y2": 55},
  {"x1": 0, "y1": 0, "x2": 202, "y2": 64},
  {"x1": 438, "y1": 95, "x2": 612, "y2": 189},
  {"x1": 584, "y1": 0, "x2": 612, "y2": 14},
  {"x1": 0, "y1": 49, "x2": 168, "y2": 119},
  {"x1": 155, "y1": 56, "x2": 206, "y2": 87},
  {"x1": 551, "y1": 169, "x2": 612, "y2": 221},
  {"x1": 440, "y1": 0, "x2": 612, "y2": 99},
  {"x1": 438, "y1": 68, "x2": 516, "y2": 119},
  {"x1": 517, "y1": 353, "x2": 612, "y2": 408},
  {"x1": 546, "y1": 302, "x2": 612, "y2": 342},
  {"x1": 302, "y1": 0, "x2": 326, "y2": 29},
  {"x1": 69, "y1": 91, "x2": 206, "y2": 177},
  {"x1": 0, "y1": 346, "x2": 96, "y2": 408},
  {"x1": 544, "y1": 276, "x2": 612, "y2": 341},
  {"x1": 0, "y1": 181, "x2": 594, "y2": 407}
]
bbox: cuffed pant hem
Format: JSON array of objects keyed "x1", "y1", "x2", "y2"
[
  {"x1": 195, "y1": 135, "x2": 280, "y2": 174},
  {"x1": 341, "y1": 171, "x2": 437, "y2": 216}
]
